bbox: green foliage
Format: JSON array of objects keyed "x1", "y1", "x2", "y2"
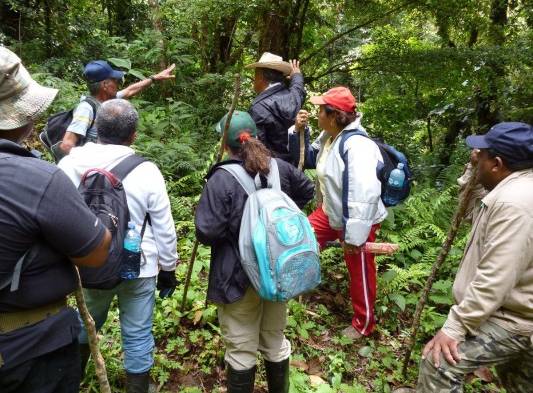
[{"x1": 4, "y1": 0, "x2": 529, "y2": 391}]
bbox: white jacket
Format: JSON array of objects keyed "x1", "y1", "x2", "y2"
[
  {"x1": 310, "y1": 119, "x2": 388, "y2": 246},
  {"x1": 58, "y1": 143, "x2": 178, "y2": 277}
]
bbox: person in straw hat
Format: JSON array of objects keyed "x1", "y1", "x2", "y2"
[
  {"x1": 0, "y1": 46, "x2": 111, "y2": 393},
  {"x1": 246, "y1": 52, "x2": 306, "y2": 166}
]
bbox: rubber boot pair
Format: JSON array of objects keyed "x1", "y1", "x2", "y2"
[
  {"x1": 226, "y1": 358, "x2": 289, "y2": 393},
  {"x1": 265, "y1": 358, "x2": 290, "y2": 393}
]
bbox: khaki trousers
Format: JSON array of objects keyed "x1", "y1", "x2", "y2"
[{"x1": 217, "y1": 287, "x2": 291, "y2": 370}]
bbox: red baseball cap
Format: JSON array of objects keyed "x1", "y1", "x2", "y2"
[{"x1": 309, "y1": 86, "x2": 357, "y2": 113}]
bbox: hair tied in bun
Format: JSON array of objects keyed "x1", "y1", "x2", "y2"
[{"x1": 238, "y1": 131, "x2": 252, "y2": 144}]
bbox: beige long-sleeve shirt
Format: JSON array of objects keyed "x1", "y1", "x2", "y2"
[{"x1": 442, "y1": 169, "x2": 533, "y2": 341}]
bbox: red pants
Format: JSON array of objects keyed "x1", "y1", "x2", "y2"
[{"x1": 308, "y1": 207, "x2": 378, "y2": 336}]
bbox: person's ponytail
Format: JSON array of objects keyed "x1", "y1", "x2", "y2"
[{"x1": 238, "y1": 133, "x2": 271, "y2": 176}]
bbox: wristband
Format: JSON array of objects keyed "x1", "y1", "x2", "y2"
[{"x1": 149, "y1": 76, "x2": 156, "y2": 83}]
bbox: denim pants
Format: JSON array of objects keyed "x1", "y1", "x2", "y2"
[{"x1": 78, "y1": 277, "x2": 156, "y2": 374}]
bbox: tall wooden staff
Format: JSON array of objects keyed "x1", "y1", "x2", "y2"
[
  {"x1": 180, "y1": 74, "x2": 242, "y2": 314},
  {"x1": 401, "y1": 166, "x2": 478, "y2": 377},
  {"x1": 74, "y1": 269, "x2": 111, "y2": 393},
  {"x1": 297, "y1": 126, "x2": 305, "y2": 171}
]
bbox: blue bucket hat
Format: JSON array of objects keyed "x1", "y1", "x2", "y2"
[
  {"x1": 83, "y1": 60, "x2": 124, "y2": 83},
  {"x1": 466, "y1": 122, "x2": 533, "y2": 168}
]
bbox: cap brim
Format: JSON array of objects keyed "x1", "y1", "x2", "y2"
[
  {"x1": 245, "y1": 61, "x2": 292, "y2": 75},
  {"x1": 466, "y1": 135, "x2": 490, "y2": 149},
  {"x1": 309, "y1": 96, "x2": 326, "y2": 105},
  {"x1": 0, "y1": 81, "x2": 58, "y2": 130},
  {"x1": 215, "y1": 120, "x2": 222, "y2": 133},
  {"x1": 111, "y1": 70, "x2": 125, "y2": 80}
]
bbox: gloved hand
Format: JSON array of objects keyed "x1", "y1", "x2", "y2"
[{"x1": 157, "y1": 270, "x2": 178, "y2": 299}]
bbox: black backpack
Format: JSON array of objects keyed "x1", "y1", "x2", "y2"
[
  {"x1": 77, "y1": 155, "x2": 151, "y2": 289},
  {"x1": 39, "y1": 97, "x2": 99, "y2": 162},
  {"x1": 338, "y1": 129, "x2": 413, "y2": 207}
]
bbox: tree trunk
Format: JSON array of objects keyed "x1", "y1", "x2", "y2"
[
  {"x1": 0, "y1": 2, "x2": 21, "y2": 40},
  {"x1": 257, "y1": 0, "x2": 292, "y2": 58},
  {"x1": 476, "y1": 0, "x2": 508, "y2": 132},
  {"x1": 147, "y1": 0, "x2": 168, "y2": 70},
  {"x1": 111, "y1": 0, "x2": 134, "y2": 39},
  {"x1": 293, "y1": 0, "x2": 310, "y2": 59},
  {"x1": 42, "y1": 0, "x2": 53, "y2": 57}
]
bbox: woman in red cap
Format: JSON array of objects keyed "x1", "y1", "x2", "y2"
[{"x1": 297, "y1": 87, "x2": 388, "y2": 339}]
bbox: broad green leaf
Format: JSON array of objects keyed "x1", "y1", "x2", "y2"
[
  {"x1": 128, "y1": 68, "x2": 146, "y2": 80},
  {"x1": 389, "y1": 293, "x2": 406, "y2": 311},
  {"x1": 382, "y1": 269, "x2": 397, "y2": 282},
  {"x1": 108, "y1": 57, "x2": 131, "y2": 70},
  {"x1": 358, "y1": 346, "x2": 373, "y2": 358}
]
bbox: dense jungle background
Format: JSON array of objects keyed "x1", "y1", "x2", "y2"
[{"x1": 1, "y1": 0, "x2": 532, "y2": 391}]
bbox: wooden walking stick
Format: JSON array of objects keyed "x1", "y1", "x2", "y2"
[
  {"x1": 295, "y1": 110, "x2": 307, "y2": 171},
  {"x1": 298, "y1": 125, "x2": 305, "y2": 171},
  {"x1": 401, "y1": 165, "x2": 478, "y2": 378},
  {"x1": 74, "y1": 268, "x2": 111, "y2": 393},
  {"x1": 180, "y1": 73, "x2": 241, "y2": 314}
]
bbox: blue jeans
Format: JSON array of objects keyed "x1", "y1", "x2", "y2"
[{"x1": 78, "y1": 277, "x2": 156, "y2": 374}]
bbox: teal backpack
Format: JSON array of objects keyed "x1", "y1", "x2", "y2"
[{"x1": 221, "y1": 159, "x2": 321, "y2": 302}]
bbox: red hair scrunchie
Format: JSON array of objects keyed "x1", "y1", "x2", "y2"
[{"x1": 238, "y1": 131, "x2": 252, "y2": 144}]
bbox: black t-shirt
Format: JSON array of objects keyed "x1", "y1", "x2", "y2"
[{"x1": 0, "y1": 139, "x2": 106, "y2": 370}]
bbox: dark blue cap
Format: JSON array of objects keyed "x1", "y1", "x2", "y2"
[
  {"x1": 466, "y1": 122, "x2": 533, "y2": 167},
  {"x1": 83, "y1": 60, "x2": 124, "y2": 82}
]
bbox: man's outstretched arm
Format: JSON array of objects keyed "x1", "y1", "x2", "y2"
[{"x1": 119, "y1": 63, "x2": 176, "y2": 99}]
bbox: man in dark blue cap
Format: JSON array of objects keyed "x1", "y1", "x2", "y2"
[
  {"x1": 56, "y1": 60, "x2": 175, "y2": 158},
  {"x1": 411, "y1": 122, "x2": 533, "y2": 393}
]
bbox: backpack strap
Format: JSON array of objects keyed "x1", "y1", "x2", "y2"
[
  {"x1": 110, "y1": 154, "x2": 148, "y2": 181},
  {"x1": 220, "y1": 158, "x2": 282, "y2": 196},
  {"x1": 338, "y1": 129, "x2": 384, "y2": 179},
  {"x1": 0, "y1": 248, "x2": 32, "y2": 292},
  {"x1": 266, "y1": 158, "x2": 281, "y2": 191},
  {"x1": 83, "y1": 96, "x2": 100, "y2": 131},
  {"x1": 220, "y1": 164, "x2": 257, "y2": 196},
  {"x1": 110, "y1": 155, "x2": 152, "y2": 235},
  {"x1": 338, "y1": 129, "x2": 368, "y2": 158}
]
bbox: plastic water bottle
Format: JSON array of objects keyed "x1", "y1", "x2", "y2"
[
  {"x1": 121, "y1": 222, "x2": 141, "y2": 280},
  {"x1": 383, "y1": 163, "x2": 406, "y2": 206}
]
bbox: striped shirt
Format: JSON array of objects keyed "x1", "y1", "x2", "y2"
[{"x1": 66, "y1": 91, "x2": 124, "y2": 142}]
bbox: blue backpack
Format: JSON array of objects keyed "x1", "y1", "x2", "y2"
[
  {"x1": 339, "y1": 129, "x2": 412, "y2": 207},
  {"x1": 221, "y1": 159, "x2": 321, "y2": 302}
]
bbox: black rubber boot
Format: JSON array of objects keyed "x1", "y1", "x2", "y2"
[
  {"x1": 125, "y1": 371, "x2": 150, "y2": 393},
  {"x1": 79, "y1": 343, "x2": 91, "y2": 379},
  {"x1": 264, "y1": 358, "x2": 289, "y2": 393},
  {"x1": 226, "y1": 364, "x2": 256, "y2": 393}
]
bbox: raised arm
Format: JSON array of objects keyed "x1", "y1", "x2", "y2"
[{"x1": 119, "y1": 64, "x2": 176, "y2": 99}]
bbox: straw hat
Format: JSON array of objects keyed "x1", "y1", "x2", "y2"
[
  {"x1": 0, "y1": 46, "x2": 58, "y2": 130},
  {"x1": 245, "y1": 52, "x2": 292, "y2": 76}
]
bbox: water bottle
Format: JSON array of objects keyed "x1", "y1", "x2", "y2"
[
  {"x1": 121, "y1": 222, "x2": 141, "y2": 280},
  {"x1": 383, "y1": 163, "x2": 405, "y2": 206}
]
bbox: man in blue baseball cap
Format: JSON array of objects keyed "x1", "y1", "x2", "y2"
[
  {"x1": 56, "y1": 60, "x2": 175, "y2": 159},
  {"x1": 411, "y1": 121, "x2": 533, "y2": 393}
]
